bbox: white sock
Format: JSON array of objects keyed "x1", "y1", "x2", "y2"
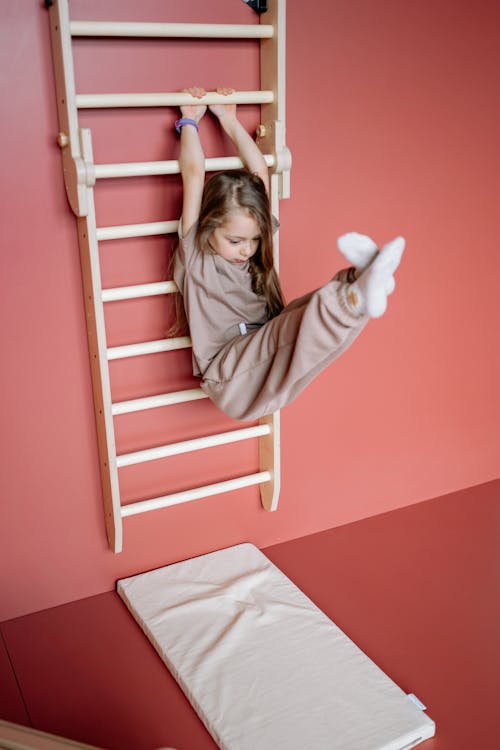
[
  {"x1": 347, "y1": 236, "x2": 405, "y2": 318},
  {"x1": 337, "y1": 232, "x2": 378, "y2": 271},
  {"x1": 338, "y1": 231, "x2": 395, "y2": 295}
]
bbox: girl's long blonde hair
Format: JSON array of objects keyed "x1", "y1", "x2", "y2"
[{"x1": 170, "y1": 169, "x2": 285, "y2": 336}]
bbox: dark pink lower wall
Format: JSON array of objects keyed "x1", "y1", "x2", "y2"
[{"x1": 1, "y1": 0, "x2": 499, "y2": 622}]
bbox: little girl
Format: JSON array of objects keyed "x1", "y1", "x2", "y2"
[{"x1": 173, "y1": 87, "x2": 405, "y2": 421}]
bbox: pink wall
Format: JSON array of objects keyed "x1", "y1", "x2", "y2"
[{"x1": 1, "y1": 0, "x2": 499, "y2": 622}]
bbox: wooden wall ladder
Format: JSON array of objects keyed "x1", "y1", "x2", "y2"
[{"x1": 45, "y1": 0, "x2": 291, "y2": 553}]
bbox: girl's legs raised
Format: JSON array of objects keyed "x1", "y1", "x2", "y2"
[
  {"x1": 201, "y1": 280, "x2": 367, "y2": 420},
  {"x1": 200, "y1": 235, "x2": 405, "y2": 419}
]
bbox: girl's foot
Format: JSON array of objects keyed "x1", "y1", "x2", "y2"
[
  {"x1": 347, "y1": 236, "x2": 405, "y2": 318},
  {"x1": 337, "y1": 232, "x2": 378, "y2": 271},
  {"x1": 338, "y1": 231, "x2": 395, "y2": 294}
]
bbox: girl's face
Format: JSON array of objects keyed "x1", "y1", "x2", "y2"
[{"x1": 209, "y1": 210, "x2": 261, "y2": 265}]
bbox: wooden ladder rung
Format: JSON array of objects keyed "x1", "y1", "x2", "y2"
[
  {"x1": 96, "y1": 220, "x2": 178, "y2": 241},
  {"x1": 112, "y1": 388, "x2": 207, "y2": 415},
  {"x1": 107, "y1": 337, "x2": 191, "y2": 360},
  {"x1": 102, "y1": 281, "x2": 178, "y2": 302},
  {"x1": 70, "y1": 21, "x2": 274, "y2": 40},
  {"x1": 121, "y1": 471, "x2": 272, "y2": 517},
  {"x1": 94, "y1": 154, "x2": 275, "y2": 179},
  {"x1": 117, "y1": 425, "x2": 271, "y2": 467},
  {"x1": 76, "y1": 90, "x2": 274, "y2": 109}
]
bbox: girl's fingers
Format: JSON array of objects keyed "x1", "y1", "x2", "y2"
[
  {"x1": 183, "y1": 87, "x2": 235, "y2": 99},
  {"x1": 182, "y1": 86, "x2": 206, "y2": 99}
]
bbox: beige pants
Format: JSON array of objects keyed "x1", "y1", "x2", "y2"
[{"x1": 200, "y1": 271, "x2": 368, "y2": 421}]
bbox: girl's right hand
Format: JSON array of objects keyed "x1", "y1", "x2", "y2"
[
  {"x1": 209, "y1": 87, "x2": 237, "y2": 121},
  {"x1": 180, "y1": 87, "x2": 207, "y2": 122}
]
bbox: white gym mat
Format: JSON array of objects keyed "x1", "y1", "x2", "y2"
[{"x1": 117, "y1": 543, "x2": 435, "y2": 750}]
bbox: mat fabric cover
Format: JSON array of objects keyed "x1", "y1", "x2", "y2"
[{"x1": 118, "y1": 543, "x2": 435, "y2": 750}]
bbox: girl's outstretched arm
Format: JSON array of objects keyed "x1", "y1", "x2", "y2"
[
  {"x1": 178, "y1": 87, "x2": 207, "y2": 236},
  {"x1": 209, "y1": 87, "x2": 269, "y2": 195}
]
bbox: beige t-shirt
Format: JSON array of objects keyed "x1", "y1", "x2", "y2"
[{"x1": 173, "y1": 220, "x2": 269, "y2": 376}]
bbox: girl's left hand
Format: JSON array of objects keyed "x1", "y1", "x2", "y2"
[
  {"x1": 209, "y1": 87, "x2": 237, "y2": 120},
  {"x1": 180, "y1": 86, "x2": 207, "y2": 121}
]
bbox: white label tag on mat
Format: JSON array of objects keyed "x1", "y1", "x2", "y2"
[{"x1": 407, "y1": 693, "x2": 427, "y2": 711}]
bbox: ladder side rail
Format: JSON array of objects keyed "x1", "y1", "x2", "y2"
[
  {"x1": 47, "y1": 0, "x2": 89, "y2": 217},
  {"x1": 258, "y1": 0, "x2": 290, "y2": 201},
  {"x1": 256, "y1": 0, "x2": 288, "y2": 513},
  {"x1": 47, "y1": 0, "x2": 123, "y2": 550},
  {"x1": 259, "y1": 410, "x2": 280, "y2": 511},
  {"x1": 79, "y1": 130, "x2": 124, "y2": 553}
]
